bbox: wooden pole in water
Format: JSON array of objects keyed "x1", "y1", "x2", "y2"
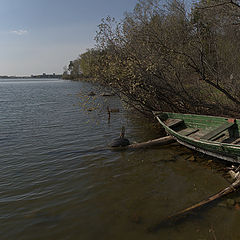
[
  {"x1": 120, "y1": 126, "x2": 125, "y2": 138},
  {"x1": 148, "y1": 173, "x2": 240, "y2": 232},
  {"x1": 107, "y1": 106, "x2": 111, "y2": 123},
  {"x1": 171, "y1": 176, "x2": 240, "y2": 216}
]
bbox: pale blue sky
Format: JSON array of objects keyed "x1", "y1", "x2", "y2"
[{"x1": 0, "y1": 0, "x2": 138, "y2": 76}]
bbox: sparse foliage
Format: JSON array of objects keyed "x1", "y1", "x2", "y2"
[{"x1": 65, "y1": 0, "x2": 240, "y2": 117}]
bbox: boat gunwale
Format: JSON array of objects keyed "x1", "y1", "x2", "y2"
[
  {"x1": 153, "y1": 111, "x2": 236, "y2": 122},
  {"x1": 155, "y1": 115, "x2": 240, "y2": 149}
]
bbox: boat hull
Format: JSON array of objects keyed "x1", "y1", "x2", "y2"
[{"x1": 154, "y1": 112, "x2": 240, "y2": 163}]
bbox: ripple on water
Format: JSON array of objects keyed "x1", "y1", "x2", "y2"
[{"x1": 0, "y1": 79, "x2": 235, "y2": 240}]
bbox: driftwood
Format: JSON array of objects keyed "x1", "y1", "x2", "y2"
[
  {"x1": 148, "y1": 172, "x2": 240, "y2": 232},
  {"x1": 110, "y1": 135, "x2": 175, "y2": 150},
  {"x1": 110, "y1": 126, "x2": 175, "y2": 149},
  {"x1": 127, "y1": 136, "x2": 175, "y2": 149}
]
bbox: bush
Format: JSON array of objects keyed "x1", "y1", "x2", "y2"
[{"x1": 67, "y1": 0, "x2": 240, "y2": 117}]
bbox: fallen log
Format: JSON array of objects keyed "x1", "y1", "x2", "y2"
[
  {"x1": 110, "y1": 135, "x2": 175, "y2": 150},
  {"x1": 109, "y1": 126, "x2": 175, "y2": 149},
  {"x1": 148, "y1": 172, "x2": 240, "y2": 232},
  {"x1": 127, "y1": 136, "x2": 175, "y2": 149}
]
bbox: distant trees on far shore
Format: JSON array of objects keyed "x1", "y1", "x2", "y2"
[{"x1": 0, "y1": 73, "x2": 62, "y2": 79}]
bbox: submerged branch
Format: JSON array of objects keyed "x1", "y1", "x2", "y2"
[{"x1": 148, "y1": 173, "x2": 240, "y2": 232}]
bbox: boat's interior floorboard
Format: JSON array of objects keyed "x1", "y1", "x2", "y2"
[
  {"x1": 166, "y1": 118, "x2": 240, "y2": 145},
  {"x1": 211, "y1": 133, "x2": 226, "y2": 142},
  {"x1": 191, "y1": 130, "x2": 210, "y2": 139},
  {"x1": 164, "y1": 117, "x2": 240, "y2": 146},
  {"x1": 231, "y1": 138, "x2": 240, "y2": 144},
  {"x1": 165, "y1": 119, "x2": 184, "y2": 129},
  {"x1": 177, "y1": 128, "x2": 240, "y2": 145},
  {"x1": 178, "y1": 128, "x2": 199, "y2": 136},
  {"x1": 200, "y1": 122, "x2": 235, "y2": 141}
]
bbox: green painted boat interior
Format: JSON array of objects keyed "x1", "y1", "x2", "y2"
[
  {"x1": 154, "y1": 111, "x2": 240, "y2": 146},
  {"x1": 158, "y1": 112, "x2": 237, "y2": 130}
]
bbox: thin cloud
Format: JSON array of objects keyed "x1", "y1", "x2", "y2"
[{"x1": 10, "y1": 29, "x2": 28, "y2": 36}]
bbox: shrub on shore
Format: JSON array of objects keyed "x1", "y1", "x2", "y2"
[{"x1": 64, "y1": 0, "x2": 240, "y2": 117}]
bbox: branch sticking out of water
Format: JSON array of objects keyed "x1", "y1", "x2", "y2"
[{"x1": 148, "y1": 172, "x2": 240, "y2": 233}]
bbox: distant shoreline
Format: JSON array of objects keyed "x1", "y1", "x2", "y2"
[{"x1": 0, "y1": 74, "x2": 62, "y2": 79}]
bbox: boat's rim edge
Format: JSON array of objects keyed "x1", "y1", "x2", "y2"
[
  {"x1": 155, "y1": 115, "x2": 240, "y2": 149},
  {"x1": 153, "y1": 111, "x2": 239, "y2": 121}
]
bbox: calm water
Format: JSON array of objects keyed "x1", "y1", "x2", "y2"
[{"x1": 1, "y1": 78, "x2": 240, "y2": 240}]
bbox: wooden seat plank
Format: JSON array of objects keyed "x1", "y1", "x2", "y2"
[
  {"x1": 178, "y1": 128, "x2": 199, "y2": 136},
  {"x1": 211, "y1": 133, "x2": 226, "y2": 142},
  {"x1": 231, "y1": 138, "x2": 240, "y2": 145},
  {"x1": 200, "y1": 122, "x2": 235, "y2": 141},
  {"x1": 166, "y1": 119, "x2": 184, "y2": 129}
]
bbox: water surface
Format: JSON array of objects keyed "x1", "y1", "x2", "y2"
[{"x1": 0, "y1": 79, "x2": 239, "y2": 240}]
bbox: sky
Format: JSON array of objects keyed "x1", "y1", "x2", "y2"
[{"x1": 0, "y1": 0, "x2": 138, "y2": 76}]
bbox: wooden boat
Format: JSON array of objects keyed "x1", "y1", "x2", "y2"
[{"x1": 153, "y1": 111, "x2": 240, "y2": 163}]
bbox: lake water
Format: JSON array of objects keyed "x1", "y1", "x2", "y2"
[{"x1": 1, "y1": 78, "x2": 240, "y2": 240}]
